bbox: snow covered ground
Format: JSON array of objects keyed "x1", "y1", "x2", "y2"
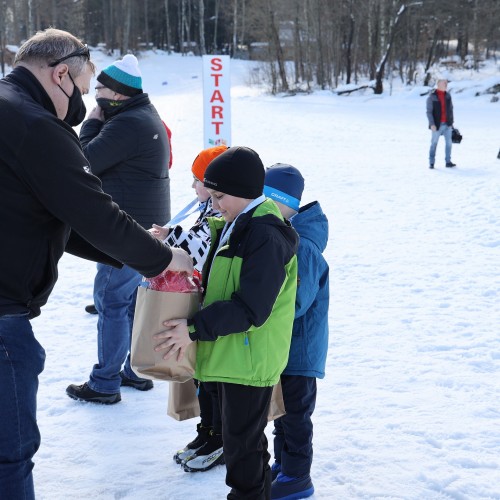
[{"x1": 30, "y1": 50, "x2": 500, "y2": 499}]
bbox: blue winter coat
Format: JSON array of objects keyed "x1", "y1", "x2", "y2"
[{"x1": 283, "y1": 201, "x2": 329, "y2": 379}]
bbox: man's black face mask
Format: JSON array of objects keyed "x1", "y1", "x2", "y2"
[{"x1": 59, "y1": 73, "x2": 87, "y2": 127}]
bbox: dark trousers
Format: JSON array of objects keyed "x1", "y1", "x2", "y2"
[
  {"x1": 197, "y1": 380, "x2": 222, "y2": 433},
  {"x1": 273, "y1": 375, "x2": 317, "y2": 477},
  {"x1": 218, "y1": 382, "x2": 273, "y2": 500}
]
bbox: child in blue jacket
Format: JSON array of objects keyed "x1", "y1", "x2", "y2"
[{"x1": 263, "y1": 163, "x2": 330, "y2": 500}]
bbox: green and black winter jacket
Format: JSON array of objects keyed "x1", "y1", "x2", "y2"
[{"x1": 187, "y1": 199, "x2": 299, "y2": 387}]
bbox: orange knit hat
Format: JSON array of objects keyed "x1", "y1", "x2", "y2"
[{"x1": 191, "y1": 145, "x2": 229, "y2": 181}]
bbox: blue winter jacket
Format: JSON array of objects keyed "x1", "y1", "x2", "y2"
[{"x1": 284, "y1": 201, "x2": 329, "y2": 379}]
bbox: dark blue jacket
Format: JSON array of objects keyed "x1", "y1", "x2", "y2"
[
  {"x1": 79, "y1": 93, "x2": 171, "y2": 228},
  {"x1": 283, "y1": 201, "x2": 329, "y2": 379}
]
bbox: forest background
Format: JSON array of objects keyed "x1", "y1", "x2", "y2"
[{"x1": 0, "y1": 0, "x2": 499, "y2": 94}]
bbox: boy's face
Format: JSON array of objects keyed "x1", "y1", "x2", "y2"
[
  {"x1": 192, "y1": 177, "x2": 210, "y2": 203},
  {"x1": 207, "y1": 189, "x2": 253, "y2": 223}
]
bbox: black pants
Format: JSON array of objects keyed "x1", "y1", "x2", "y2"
[
  {"x1": 197, "y1": 380, "x2": 222, "y2": 433},
  {"x1": 218, "y1": 382, "x2": 273, "y2": 500},
  {"x1": 273, "y1": 375, "x2": 317, "y2": 477}
]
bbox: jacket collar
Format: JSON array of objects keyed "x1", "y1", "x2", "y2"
[{"x1": 5, "y1": 66, "x2": 57, "y2": 116}]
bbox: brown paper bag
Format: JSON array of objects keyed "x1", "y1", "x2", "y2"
[
  {"x1": 166, "y1": 378, "x2": 286, "y2": 422},
  {"x1": 131, "y1": 286, "x2": 200, "y2": 382},
  {"x1": 167, "y1": 380, "x2": 201, "y2": 421},
  {"x1": 267, "y1": 379, "x2": 286, "y2": 421}
]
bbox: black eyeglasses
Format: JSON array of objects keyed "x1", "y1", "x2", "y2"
[{"x1": 49, "y1": 45, "x2": 90, "y2": 67}]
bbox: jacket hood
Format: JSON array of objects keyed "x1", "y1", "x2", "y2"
[
  {"x1": 247, "y1": 199, "x2": 299, "y2": 253},
  {"x1": 293, "y1": 201, "x2": 328, "y2": 252}
]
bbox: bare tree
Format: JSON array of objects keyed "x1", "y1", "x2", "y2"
[
  {"x1": 144, "y1": 0, "x2": 150, "y2": 49},
  {"x1": 122, "y1": 0, "x2": 132, "y2": 53},
  {"x1": 232, "y1": 0, "x2": 237, "y2": 56},
  {"x1": 164, "y1": 0, "x2": 172, "y2": 52},
  {"x1": 266, "y1": 0, "x2": 288, "y2": 92},
  {"x1": 374, "y1": 2, "x2": 421, "y2": 94},
  {"x1": 198, "y1": 0, "x2": 206, "y2": 55}
]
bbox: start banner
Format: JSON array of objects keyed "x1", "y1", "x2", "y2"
[{"x1": 202, "y1": 55, "x2": 231, "y2": 149}]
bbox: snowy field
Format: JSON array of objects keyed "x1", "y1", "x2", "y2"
[{"x1": 31, "y1": 50, "x2": 500, "y2": 499}]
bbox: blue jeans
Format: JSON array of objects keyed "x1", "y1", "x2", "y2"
[
  {"x1": 89, "y1": 263, "x2": 143, "y2": 393},
  {"x1": 0, "y1": 314, "x2": 45, "y2": 500},
  {"x1": 429, "y1": 123, "x2": 452, "y2": 165}
]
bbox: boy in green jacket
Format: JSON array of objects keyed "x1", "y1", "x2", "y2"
[{"x1": 154, "y1": 146, "x2": 298, "y2": 499}]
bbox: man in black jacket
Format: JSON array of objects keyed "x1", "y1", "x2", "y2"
[
  {"x1": 66, "y1": 54, "x2": 171, "y2": 402},
  {"x1": 0, "y1": 29, "x2": 192, "y2": 500},
  {"x1": 426, "y1": 79, "x2": 456, "y2": 169}
]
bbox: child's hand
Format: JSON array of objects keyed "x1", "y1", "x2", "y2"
[
  {"x1": 153, "y1": 319, "x2": 192, "y2": 361},
  {"x1": 149, "y1": 223, "x2": 169, "y2": 240}
]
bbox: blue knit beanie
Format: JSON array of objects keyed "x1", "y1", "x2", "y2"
[
  {"x1": 264, "y1": 163, "x2": 305, "y2": 211},
  {"x1": 97, "y1": 54, "x2": 142, "y2": 97}
]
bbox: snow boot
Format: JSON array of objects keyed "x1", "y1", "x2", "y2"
[
  {"x1": 85, "y1": 304, "x2": 98, "y2": 314},
  {"x1": 271, "y1": 472, "x2": 314, "y2": 500},
  {"x1": 271, "y1": 462, "x2": 282, "y2": 481},
  {"x1": 173, "y1": 423, "x2": 211, "y2": 464},
  {"x1": 182, "y1": 430, "x2": 224, "y2": 472},
  {"x1": 66, "y1": 382, "x2": 121, "y2": 405},
  {"x1": 119, "y1": 371, "x2": 153, "y2": 391}
]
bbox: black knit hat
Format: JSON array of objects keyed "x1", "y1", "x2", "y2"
[{"x1": 204, "y1": 146, "x2": 265, "y2": 199}]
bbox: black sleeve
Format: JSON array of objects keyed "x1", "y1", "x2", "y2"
[
  {"x1": 65, "y1": 230, "x2": 123, "y2": 268},
  {"x1": 190, "y1": 226, "x2": 293, "y2": 341},
  {"x1": 18, "y1": 117, "x2": 172, "y2": 278}
]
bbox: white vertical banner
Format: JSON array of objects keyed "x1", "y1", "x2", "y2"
[{"x1": 202, "y1": 55, "x2": 231, "y2": 149}]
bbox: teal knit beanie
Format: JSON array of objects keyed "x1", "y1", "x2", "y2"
[{"x1": 97, "y1": 54, "x2": 142, "y2": 97}]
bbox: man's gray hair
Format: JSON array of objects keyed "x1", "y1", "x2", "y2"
[{"x1": 14, "y1": 28, "x2": 94, "y2": 76}]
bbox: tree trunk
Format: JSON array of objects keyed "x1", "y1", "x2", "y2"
[
  {"x1": 213, "y1": 0, "x2": 219, "y2": 52},
  {"x1": 374, "y1": 3, "x2": 411, "y2": 94},
  {"x1": 144, "y1": 0, "x2": 149, "y2": 50},
  {"x1": 267, "y1": 0, "x2": 288, "y2": 92},
  {"x1": 345, "y1": 9, "x2": 355, "y2": 84},
  {"x1": 199, "y1": 0, "x2": 206, "y2": 55},
  {"x1": 122, "y1": 0, "x2": 132, "y2": 54},
  {"x1": 179, "y1": 0, "x2": 185, "y2": 54},
  {"x1": 471, "y1": 0, "x2": 480, "y2": 70},
  {"x1": 316, "y1": 0, "x2": 325, "y2": 88},
  {"x1": 423, "y1": 26, "x2": 440, "y2": 86},
  {"x1": 239, "y1": 0, "x2": 246, "y2": 54},
  {"x1": 232, "y1": 0, "x2": 237, "y2": 56},
  {"x1": 27, "y1": 0, "x2": 34, "y2": 37},
  {"x1": 293, "y1": 1, "x2": 302, "y2": 84},
  {"x1": 164, "y1": 0, "x2": 172, "y2": 53}
]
